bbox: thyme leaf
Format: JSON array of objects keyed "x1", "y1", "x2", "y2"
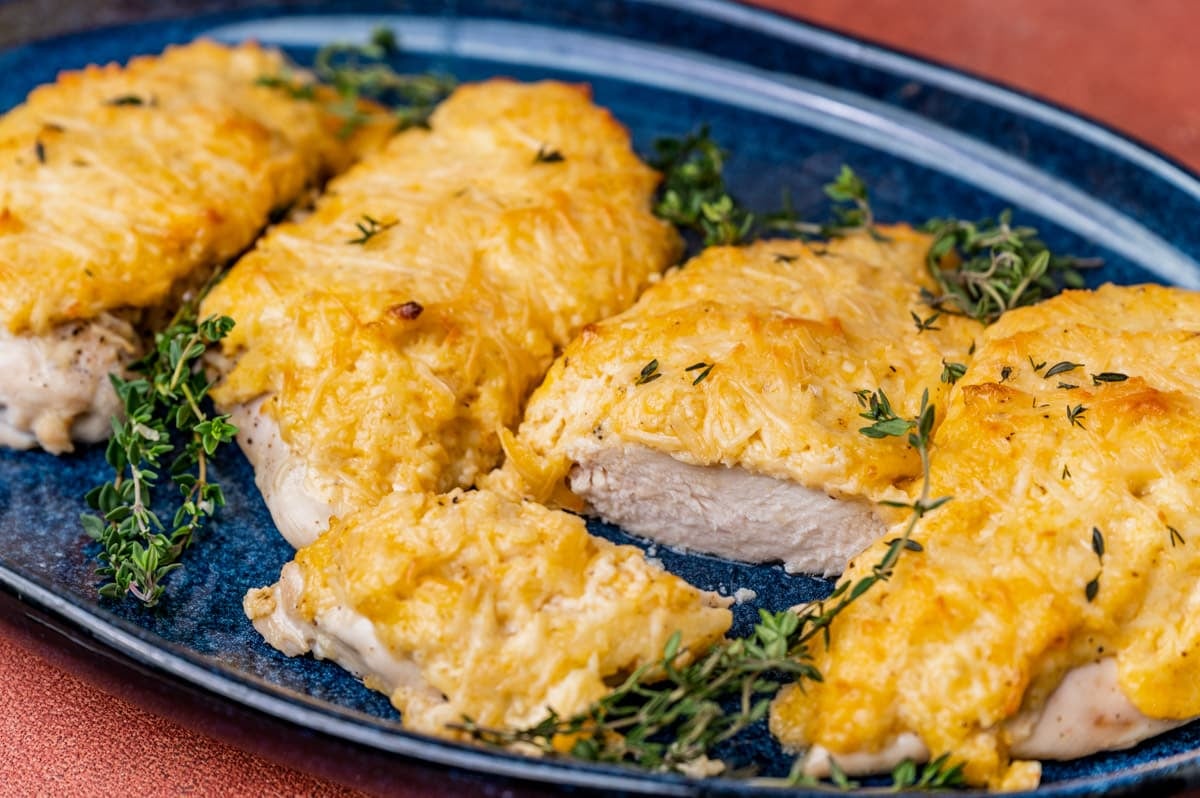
[
  {"x1": 1044, "y1": 361, "x2": 1082, "y2": 378},
  {"x1": 686, "y1": 361, "x2": 715, "y2": 385},
  {"x1": 635, "y1": 359, "x2": 662, "y2": 385}
]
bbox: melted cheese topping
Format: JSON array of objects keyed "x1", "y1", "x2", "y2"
[
  {"x1": 265, "y1": 488, "x2": 730, "y2": 735},
  {"x1": 504, "y1": 228, "x2": 979, "y2": 511},
  {"x1": 0, "y1": 40, "x2": 383, "y2": 334},
  {"x1": 203, "y1": 80, "x2": 681, "y2": 518},
  {"x1": 771, "y1": 283, "x2": 1200, "y2": 789}
]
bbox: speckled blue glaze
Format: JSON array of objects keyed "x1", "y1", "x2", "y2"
[{"x1": 2, "y1": 2, "x2": 1200, "y2": 796}]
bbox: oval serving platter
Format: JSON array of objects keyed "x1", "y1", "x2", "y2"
[{"x1": 3, "y1": 2, "x2": 1200, "y2": 795}]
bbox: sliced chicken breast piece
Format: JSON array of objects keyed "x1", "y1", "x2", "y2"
[
  {"x1": 569, "y1": 442, "x2": 883, "y2": 577},
  {"x1": 203, "y1": 80, "x2": 681, "y2": 547},
  {"x1": 770, "y1": 284, "x2": 1200, "y2": 789},
  {"x1": 245, "y1": 488, "x2": 731, "y2": 737},
  {"x1": 0, "y1": 40, "x2": 386, "y2": 452},
  {"x1": 502, "y1": 230, "x2": 978, "y2": 574}
]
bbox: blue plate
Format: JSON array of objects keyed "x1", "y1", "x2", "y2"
[{"x1": 3, "y1": 2, "x2": 1200, "y2": 795}]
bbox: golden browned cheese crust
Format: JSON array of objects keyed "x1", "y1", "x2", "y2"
[
  {"x1": 504, "y1": 227, "x2": 979, "y2": 509},
  {"x1": 275, "y1": 488, "x2": 731, "y2": 735},
  {"x1": 203, "y1": 80, "x2": 681, "y2": 517},
  {"x1": 0, "y1": 40, "x2": 382, "y2": 334},
  {"x1": 771, "y1": 284, "x2": 1200, "y2": 789}
]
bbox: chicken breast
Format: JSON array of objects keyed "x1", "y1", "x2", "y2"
[
  {"x1": 501, "y1": 229, "x2": 979, "y2": 575},
  {"x1": 202, "y1": 80, "x2": 681, "y2": 548},
  {"x1": 244, "y1": 487, "x2": 731, "y2": 736},
  {"x1": 0, "y1": 40, "x2": 385, "y2": 452},
  {"x1": 0, "y1": 314, "x2": 135, "y2": 452},
  {"x1": 770, "y1": 284, "x2": 1200, "y2": 789}
]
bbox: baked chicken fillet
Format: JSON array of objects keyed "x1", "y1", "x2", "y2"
[
  {"x1": 245, "y1": 488, "x2": 731, "y2": 737},
  {"x1": 202, "y1": 80, "x2": 681, "y2": 548},
  {"x1": 501, "y1": 228, "x2": 978, "y2": 575},
  {"x1": 0, "y1": 40, "x2": 381, "y2": 453},
  {"x1": 771, "y1": 284, "x2": 1200, "y2": 789}
]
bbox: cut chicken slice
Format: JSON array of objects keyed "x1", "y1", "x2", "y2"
[
  {"x1": 0, "y1": 39, "x2": 387, "y2": 452},
  {"x1": 203, "y1": 80, "x2": 681, "y2": 548},
  {"x1": 245, "y1": 488, "x2": 731, "y2": 736},
  {"x1": 770, "y1": 284, "x2": 1200, "y2": 790},
  {"x1": 568, "y1": 442, "x2": 883, "y2": 577},
  {"x1": 502, "y1": 230, "x2": 979, "y2": 574}
]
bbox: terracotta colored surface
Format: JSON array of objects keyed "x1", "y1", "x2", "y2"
[
  {"x1": 754, "y1": 0, "x2": 1200, "y2": 171},
  {"x1": 2, "y1": 2, "x2": 1198, "y2": 796}
]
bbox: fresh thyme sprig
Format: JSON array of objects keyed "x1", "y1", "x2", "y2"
[
  {"x1": 80, "y1": 292, "x2": 237, "y2": 607},
  {"x1": 921, "y1": 211, "x2": 1096, "y2": 324},
  {"x1": 258, "y1": 27, "x2": 456, "y2": 136},
  {"x1": 648, "y1": 125, "x2": 754, "y2": 247},
  {"x1": 761, "y1": 166, "x2": 887, "y2": 242},
  {"x1": 822, "y1": 164, "x2": 886, "y2": 239}
]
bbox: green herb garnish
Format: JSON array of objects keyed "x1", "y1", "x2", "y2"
[
  {"x1": 922, "y1": 211, "x2": 1095, "y2": 324},
  {"x1": 258, "y1": 26, "x2": 456, "y2": 136},
  {"x1": 822, "y1": 164, "x2": 885, "y2": 239},
  {"x1": 940, "y1": 360, "x2": 967, "y2": 385},
  {"x1": 911, "y1": 311, "x2": 941, "y2": 333},
  {"x1": 81, "y1": 289, "x2": 237, "y2": 607},
  {"x1": 686, "y1": 361, "x2": 715, "y2": 385},
  {"x1": 1084, "y1": 527, "x2": 1105, "y2": 603},
  {"x1": 648, "y1": 125, "x2": 754, "y2": 247},
  {"x1": 889, "y1": 754, "x2": 968, "y2": 790},
  {"x1": 635, "y1": 359, "x2": 662, "y2": 385},
  {"x1": 347, "y1": 214, "x2": 394, "y2": 245},
  {"x1": 1044, "y1": 361, "x2": 1082, "y2": 378}
]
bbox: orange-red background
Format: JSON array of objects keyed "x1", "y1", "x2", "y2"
[{"x1": 3, "y1": 1, "x2": 1198, "y2": 795}]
